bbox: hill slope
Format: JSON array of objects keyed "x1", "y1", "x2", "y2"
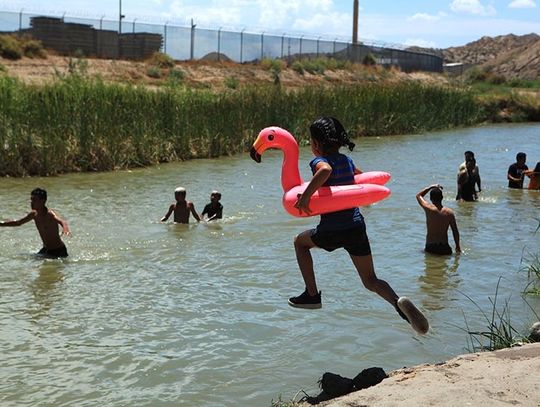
[{"x1": 442, "y1": 33, "x2": 540, "y2": 79}]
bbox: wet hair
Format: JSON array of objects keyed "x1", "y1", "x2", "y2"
[
  {"x1": 430, "y1": 187, "x2": 443, "y2": 203},
  {"x1": 31, "y1": 188, "x2": 47, "y2": 201},
  {"x1": 309, "y1": 117, "x2": 355, "y2": 153},
  {"x1": 516, "y1": 152, "x2": 526, "y2": 161},
  {"x1": 534, "y1": 162, "x2": 540, "y2": 173},
  {"x1": 464, "y1": 151, "x2": 475, "y2": 159}
]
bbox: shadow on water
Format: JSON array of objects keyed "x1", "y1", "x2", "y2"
[
  {"x1": 419, "y1": 253, "x2": 461, "y2": 311},
  {"x1": 29, "y1": 260, "x2": 66, "y2": 321}
]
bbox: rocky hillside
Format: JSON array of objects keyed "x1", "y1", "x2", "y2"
[{"x1": 442, "y1": 33, "x2": 540, "y2": 79}]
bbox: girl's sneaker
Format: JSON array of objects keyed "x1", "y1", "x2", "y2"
[
  {"x1": 396, "y1": 297, "x2": 429, "y2": 334},
  {"x1": 288, "y1": 289, "x2": 322, "y2": 309}
]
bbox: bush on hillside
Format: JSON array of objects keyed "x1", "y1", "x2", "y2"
[
  {"x1": 0, "y1": 35, "x2": 23, "y2": 60},
  {"x1": 147, "y1": 52, "x2": 175, "y2": 69}
]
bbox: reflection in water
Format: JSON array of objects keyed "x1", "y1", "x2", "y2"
[
  {"x1": 419, "y1": 254, "x2": 461, "y2": 311},
  {"x1": 29, "y1": 260, "x2": 65, "y2": 320}
]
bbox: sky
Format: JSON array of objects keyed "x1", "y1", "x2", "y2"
[{"x1": 0, "y1": 0, "x2": 539, "y2": 48}]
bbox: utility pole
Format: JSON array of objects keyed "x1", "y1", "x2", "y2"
[{"x1": 352, "y1": 0, "x2": 359, "y2": 44}]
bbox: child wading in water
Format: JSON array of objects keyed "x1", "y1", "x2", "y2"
[
  {"x1": 290, "y1": 117, "x2": 429, "y2": 334},
  {"x1": 161, "y1": 187, "x2": 201, "y2": 224},
  {"x1": 0, "y1": 188, "x2": 70, "y2": 258}
]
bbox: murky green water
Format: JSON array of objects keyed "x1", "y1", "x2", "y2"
[{"x1": 1, "y1": 123, "x2": 539, "y2": 406}]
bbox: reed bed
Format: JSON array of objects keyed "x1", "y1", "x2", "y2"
[{"x1": 0, "y1": 76, "x2": 481, "y2": 176}]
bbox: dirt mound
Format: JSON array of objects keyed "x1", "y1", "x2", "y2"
[{"x1": 442, "y1": 33, "x2": 540, "y2": 79}]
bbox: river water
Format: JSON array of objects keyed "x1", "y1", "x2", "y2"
[{"x1": 1, "y1": 123, "x2": 539, "y2": 406}]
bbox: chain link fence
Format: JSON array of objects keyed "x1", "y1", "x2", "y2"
[{"x1": 0, "y1": 10, "x2": 442, "y2": 72}]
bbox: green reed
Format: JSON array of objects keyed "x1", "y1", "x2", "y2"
[{"x1": 0, "y1": 75, "x2": 481, "y2": 176}]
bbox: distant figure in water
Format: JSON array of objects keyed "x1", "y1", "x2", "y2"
[
  {"x1": 417, "y1": 184, "x2": 461, "y2": 255},
  {"x1": 201, "y1": 190, "x2": 223, "y2": 221},
  {"x1": 457, "y1": 151, "x2": 481, "y2": 199},
  {"x1": 507, "y1": 152, "x2": 528, "y2": 189},
  {"x1": 0, "y1": 188, "x2": 70, "y2": 258},
  {"x1": 161, "y1": 187, "x2": 201, "y2": 224},
  {"x1": 524, "y1": 162, "x2": 540, "y2": 191},
  {"x1": 457, "y1": 158, "x2": 480, "y2": 201}
]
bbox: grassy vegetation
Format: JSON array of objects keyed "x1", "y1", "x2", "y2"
[
  {"x1": 459, "y1": 67, "x2": 540, "y2": 122},
  {"x1": 521, "y1": 252, "x2": 540, "y2": 296},
  {"x1": 0, "y1": 74, "x2": 481, "y2": 176},
  {"x1": 0, "y1": 34, "x2": 47, "y2": 60},
  {"x1": 461, "y1": 278, "x2": 533, "y2": 352}
]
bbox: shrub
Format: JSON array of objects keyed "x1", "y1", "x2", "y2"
[
  {"x1": 260, "y1": 58, "x2": 286, "y2": 73},
  {"x1": 147, "y1": 52, "x2": 175, "y2": 69},
  {"x1": 224, "y1": 76, "x2": 239, "y2": 89},
  {"x1": 0, "y1": 35, "x2": 23, "y2": 60},
  {"x1": 146, "y1": 66, "x2": 162, "y2": 78},
  {"x1": 21, "y1": 37, "x2": 47, "y2": 58},
  {"x1": 363, "y1": 53, "x2": 377, "y2": 66},
  {"x1": 291, "y1": 61, "x2": 304, "y2": 75}
]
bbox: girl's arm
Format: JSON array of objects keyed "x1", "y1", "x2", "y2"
[{"x1": 294, "y1": 161, "x2": 332, "y2": 215}]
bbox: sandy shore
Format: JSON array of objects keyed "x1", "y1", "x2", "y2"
[{"x1": 301, "y1": 343, "x2": 540, "y2": 407}]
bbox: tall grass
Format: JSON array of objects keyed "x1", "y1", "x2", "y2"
[
  {"x1": 0, "y1": 75, "x2": 481, "y2": 176},
  {"x1": 460, "y1": 278, "x2": 534, "y2": 352}
]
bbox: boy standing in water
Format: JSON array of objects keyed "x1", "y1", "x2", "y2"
[
  {"x1": 290, "y1": 117, "x2": 429, "y2": 335},
  {"x1": 417, "y1": 184, "x2": 461, "y2": 255},
  {"x1": 507, "y1": 152, "x2": 528, "y2": 189},
  {"x1": 161, "y1": 187, "x2": 201, "y2": 224},
  {"x1": 0, "y1": 188, "x2": 70, "y2": 258},
  {"x1": 457, "y1": 151, "x2": 481, "y2": 199},
  {"x1": 201, "y1": 191, "x2": 223, "y2": 221},
  {"x1": 457, "y1": 158, "x2": 479, "y2": 201}
]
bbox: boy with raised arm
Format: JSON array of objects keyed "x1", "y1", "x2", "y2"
[
  {"x1": 416, "y1": 184, "x2": 460, "y2": 255},
  {"x1": 0, "y1": 188, "x2": 70, "y2": 258},
  {"x1": 161, "y1": 187, "x2": 201, "y2": 224}
]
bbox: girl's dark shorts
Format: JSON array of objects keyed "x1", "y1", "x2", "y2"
[{"x1": 310, "y1": 222, "x2": 371, "y2": 257}]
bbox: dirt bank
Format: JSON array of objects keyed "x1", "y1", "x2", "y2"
[{"x1": 301, "y1": 343, "x2": 540, "y2": 407}]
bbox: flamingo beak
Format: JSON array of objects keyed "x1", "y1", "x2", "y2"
[
  {"x1": 250, "y1": 147, "x2": 262, "y2": 163},
  {"x1": 250, "y1": 134, "x2": 265, "y2": 163}
]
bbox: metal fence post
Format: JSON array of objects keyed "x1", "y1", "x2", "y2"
[
  {"x1": 317, "y1": 36, "x2": 321, "y2": 57},
  {"x1": 260, "y1": 31, "x2": 265, "y2": 60},
  {"x1": 190, "y1": 19, "x2": 196, "y2": 60},
  {"x1": 164, "y1": 21, "x2": 168, "y2": 54},
  {"x1": 240, "y1": 28, "x2": 244, "y2": 63},
  {"x1": 132, "y1": 18, "x2": 137, "y2": 33},
  {"x1": 299, "y1": 35, "x2": 304, "y2": 56},
  {"x1": 281, "y1": 34, "x2": 285, "y2": 58},
  {"x1": 18, "y1": 8, "x2": 24, "y2": 32},
  {"x1": 217, "y1": 27, "x2": 222, "y2": 61}
]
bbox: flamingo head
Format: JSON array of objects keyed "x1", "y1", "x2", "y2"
[{"x1": 250, "y1": 126, "x2": 297, "y2": 163}]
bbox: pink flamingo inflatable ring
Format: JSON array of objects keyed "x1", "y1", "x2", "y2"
[{"x1": 249, "y1": 126, "x2": 392, "y2": 217}]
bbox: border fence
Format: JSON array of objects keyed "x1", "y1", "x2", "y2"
[{"x1": 0, "y1": 10, "x2": 443, "y2": 73}]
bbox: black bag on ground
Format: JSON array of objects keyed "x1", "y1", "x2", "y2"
[
  {"x1": 318, "y1": 372, "x2": 355, "y2": 398},
  {"x1": 352, "y1": 367, "x2": 388, "y2": 390}
]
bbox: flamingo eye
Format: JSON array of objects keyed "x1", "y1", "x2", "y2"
[{"x1": 268, "y1": 134, "x2": 274, "y2": 141}]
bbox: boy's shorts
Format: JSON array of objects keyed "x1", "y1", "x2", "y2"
[{"x1": 310, "y1": 222, "x2": 371, "y2": 257}]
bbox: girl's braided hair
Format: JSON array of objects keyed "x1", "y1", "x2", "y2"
[{"x1": 309, "y1": 117, "x2": 355, "y2": 152}]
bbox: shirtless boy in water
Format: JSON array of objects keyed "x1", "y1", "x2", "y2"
[
  {"x1": 0, "y1": 188, "x2": 71, "y2": 258},
  {"x1": 161, "y1": 187, "x2": 201, "y2": 224},
  {"x1": 416, "y1": 184, "x2": 461, "y2": 255}
]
